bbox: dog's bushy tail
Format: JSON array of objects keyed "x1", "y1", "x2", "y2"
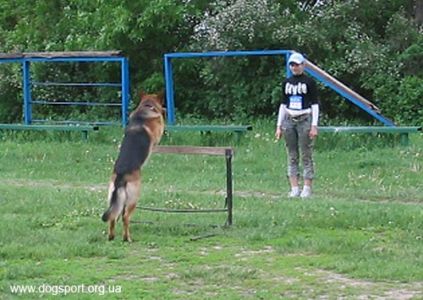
[{"x1": 101, "y1": 174, "x2": 126, "y2": 222}]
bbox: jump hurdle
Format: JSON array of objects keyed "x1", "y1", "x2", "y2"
[{"x1": 137, "y1": 145, "x2": 234, "y2": 226}]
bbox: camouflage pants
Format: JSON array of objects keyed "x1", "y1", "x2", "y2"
[{"x1": 282, "y1": 114, "x2": 315, "y2": 180}]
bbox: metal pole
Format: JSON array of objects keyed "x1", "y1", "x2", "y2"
[
  {"x1": 22, "y1": 59, "x2": 32, "y2": 124},
  {"x1": 121, "y1": 57, "x2": 130, "y2": 127},
  {"x1": 164, "y1": 55, "x2": 175, "y2": 124}
]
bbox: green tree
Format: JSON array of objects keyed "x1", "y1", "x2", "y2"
[
  {"x1": 0, "y1": 0, "x2": 421, "y2": 125},
  {"x1": 0, "y1": 0, "x2": 210, "y2": 121}
]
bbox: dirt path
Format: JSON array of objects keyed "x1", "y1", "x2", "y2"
[{"x1": 2, "y1": 178, "x2": 421, "y2": 205}]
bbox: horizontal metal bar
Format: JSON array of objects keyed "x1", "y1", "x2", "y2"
[
  {"x1": 319, "y1": 126, "x2": 422, "y2": 133},
  {"x1": 32, "y1": 120, "x2": 119, "y2": 126},
  {"x1": 138, "y1": 206, "x2": 228, "y2": 213},
  {"x1": 32, "y1": 82, "x2": 121, "y2": 87},
  {"x1": 0, "y1": 123, "x2": 99, "y2": 131},
  {"x1": 165, "y1": 49, "x2": 291, "y2": 59},
  {"x1": 0, "y1": 58, "x2": 23, "y2": 63},
  {"x1": 31, "y1": 100, "x2": 121, "y2": 106}
]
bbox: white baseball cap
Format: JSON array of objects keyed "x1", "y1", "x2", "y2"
[{"x1": 288, "y1": 53, "x2": 305, "y2": 64}]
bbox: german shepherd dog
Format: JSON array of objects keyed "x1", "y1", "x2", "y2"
[{"x1": 102, "y1": 92, "x2": 165, "y2": 242}]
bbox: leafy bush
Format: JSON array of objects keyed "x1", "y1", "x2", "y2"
[{"x1": 0, "y1": 0, "x2": 421, "y2": 125}]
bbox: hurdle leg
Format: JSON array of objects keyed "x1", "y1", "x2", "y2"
[{"x1": 225, "y1": 149, "x2": 233, "y2": 226}]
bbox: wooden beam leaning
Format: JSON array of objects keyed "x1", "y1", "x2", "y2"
[{"x1": 138, "y1": 145, "x2": 234, "y2": 226}]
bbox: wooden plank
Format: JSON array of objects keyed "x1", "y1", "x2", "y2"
[
  {"x1": 153, "y1": 145, "x2": 233, "y2": 156},
  {"x1": 138, "y1": 206, "x2": 228, "y2": 213},
  {"x1": 0, "y1": 53, "x2": 23, "y2": 59},
  {"x1": 22, "y1": 51, "x2": 122, "y2": 58},
  {"x1": 1, "y1": 51, "x2": 123, "y2": 59},
  {"x1": 306, "y1": 60, "x2": 381, "y2": 112}
]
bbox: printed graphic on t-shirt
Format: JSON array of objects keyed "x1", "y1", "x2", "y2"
[
  {"x1": 285, "y1": 82, "x2": 308, "y2": 95},
  {"x1": 289, "y1": 95, "x2": 303, "y2": 110}
]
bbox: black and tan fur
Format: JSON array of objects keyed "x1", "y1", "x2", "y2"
[{"x1": 102, "y1": 92, "x2": 165, "y2": 242}]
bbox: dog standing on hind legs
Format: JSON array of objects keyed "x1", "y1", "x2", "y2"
[{"x1": 102, "y1": 92, "x2": 165, "y2": 242}]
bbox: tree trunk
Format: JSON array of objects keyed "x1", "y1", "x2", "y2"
[{"x1": 414, "y1": 0, "x2": 423, "y2": 25}]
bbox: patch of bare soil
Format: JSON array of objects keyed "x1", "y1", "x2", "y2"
[
  {"x1": 2, "y1": 178, "x2": 105, "y2": 192},
  {"x1": 308, "y1": 269, "x2": 423, "y2": 299},
  {"x1": 3, "y1": 179, "x2": 422, "y2": 205}
]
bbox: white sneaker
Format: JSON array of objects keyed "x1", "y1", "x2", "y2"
[
  {"x1": 300, "y1": 186, "x2": 312, "y2": 198},
  {"x1": 288, "y1": 188, "x2": 301, "y2": 198}
]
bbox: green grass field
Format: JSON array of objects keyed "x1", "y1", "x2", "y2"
[{"x1": 0, "y1": 123, "x2": 422, "y2": 299}]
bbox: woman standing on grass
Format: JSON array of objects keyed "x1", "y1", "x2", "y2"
[{"x1": 275, "y1": 52, "x2": 319, "y2": 198}]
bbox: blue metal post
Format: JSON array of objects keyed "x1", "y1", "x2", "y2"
[
  {"x1": 121, "y1": 57, "x2": 130, "y2": 127},
  {"x1": 22, "y1": 59, "x2": 32, "y2": 124},
  {"x1": 164, "y1": 55, "x2": 175, "y2": 124}
]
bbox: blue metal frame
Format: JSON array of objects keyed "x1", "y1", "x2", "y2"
[
  {"x1": 164, "y1": 50, "x2": 292, "y2": 124},
  {"x1": 163, "y1": 50, "x2": 394, "y2": 126},
  {"x1": 0, "y1": 54, "x2": 130, "y2": 127},
  {"x1": 0, "y1": 59, "x2": 22, "y2": 63}
]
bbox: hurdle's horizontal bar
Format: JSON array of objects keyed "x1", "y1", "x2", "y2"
[
  {"x1": 31, "y1": 100, "x2": 122, "y2": 106},
  {"x1": 153, "y1": 145, "x2": 234, "y2": 156},
  {"x1": 32, "y1": 82, "x2": 122, "y2": 87},
  {"x1": 138, "y1": 206, "x2": 228, "y2": 213}
]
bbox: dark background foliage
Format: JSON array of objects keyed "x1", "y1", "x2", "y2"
[{"x1": 0, "y1": 0, "x2": 421, "y2": 125}]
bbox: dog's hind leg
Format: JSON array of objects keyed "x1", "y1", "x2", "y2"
[
  {"x1": 122, "y1": 202, "x2": 137, "y2": 242},
  {"x1": 122, "y1": 179, "x2": 140, "y2": 242}
]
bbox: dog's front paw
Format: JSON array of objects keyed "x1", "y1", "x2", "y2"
[{"x1": 123, "y1": 236, "x2": 132, "y2": 243}]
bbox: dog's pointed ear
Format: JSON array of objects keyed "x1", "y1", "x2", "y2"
[{"x1": 156, "y1": 90, "x2": 165, "y2": 105}]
